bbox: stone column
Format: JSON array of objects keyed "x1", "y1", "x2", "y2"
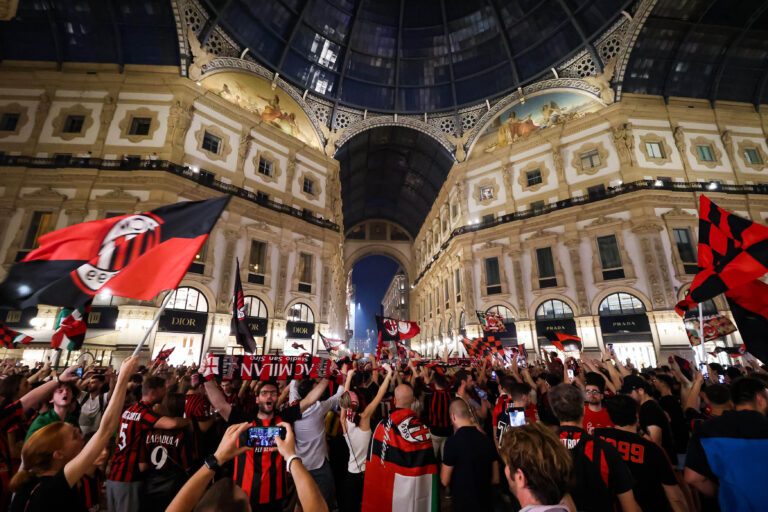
[
  {"x1": 564, "y1": 237, "x2": 590, "y2": 314},
  {"x1": 274, "y1": 241, "x2": 293, "y2": 316},
  {"x1": 631, "y1": 223, "x2": 668, "y2": 310},
  {"x1": 92, "y1": 95, "x2": 117, "y2": 157},
  {"x1": 460, "y1": 258, "x2": 476, "y2": 316},
  {"x1": 65, "y1": 208, "x2": 87, "y2": 226},
  {"x1": 673, "y1": 126, "x2": 693, "y2": 180},
  {"x1": 167, "y1": 101, "x2": 194, "y2": 162},
  {"x1": 505, "y1": 248, "x2": 528, "y2": 318}
]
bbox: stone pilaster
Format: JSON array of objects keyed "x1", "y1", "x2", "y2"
[
  {"x1": 631, "y1": 223, "x2": 668, "y2": 309},
  {"x1": 565, "y1": 237, "x2": 590, "y2": 314}
]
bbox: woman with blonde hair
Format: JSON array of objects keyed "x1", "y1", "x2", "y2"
[{"x1": 9, "y1": 356, "x2": 138, "y2": 512}]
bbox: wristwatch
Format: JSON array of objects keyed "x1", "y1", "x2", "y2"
[{"x1": 204, "y1": 454, "x2": 220, "y2": 471}]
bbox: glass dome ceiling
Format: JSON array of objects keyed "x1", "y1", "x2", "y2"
[{"x1": 198, "y1": 0, "x2": 633, "y2": 113}]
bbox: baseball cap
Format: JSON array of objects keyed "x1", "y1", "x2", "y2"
[{"x1": 619, "y1": 375, "x2": 647, "y2": 394}]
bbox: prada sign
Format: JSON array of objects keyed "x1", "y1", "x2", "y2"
[
  {"x1": 536, "y1": 319, "x2": 577, "y2": 336},
  {"x1": 286, "y1": 321, "x2": 315, "y2": 339},
  {"x1": 1, "y1": 307, "x2": 37, "y2": 328},
  {"x1": 230, "y1": 317, "x2": 268, "y2": 337},
  {"x1": 599, "y1": 314, "x2": 650, "y2": 334},
  {"x1": 158, "y1": 310, "x2": 208, "y2": 333},
  {"x1": 87, "y1": 306, "x2": 118, "y2": 330}
]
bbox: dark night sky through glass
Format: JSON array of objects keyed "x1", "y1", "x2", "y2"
[{"x1": 351, "y1": 255, "x2": 399, "y2": 353}]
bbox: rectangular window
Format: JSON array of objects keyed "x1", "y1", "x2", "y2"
[
  {"x1": 444, "y1": 278, "x2": 450, "y2": 303},
  {"x1": 673, "y1": 227, "x2": 698, "y2": 274},
  {"x1": 189, "y1": 239, "x2": 208, "y2": 274},
  {"x1": 63, "y1": 115, "x2": 85, "y2": 134},
  {"x1": 482, "y1": 213, "x2": 495, "y2": 224},
  {"x1": 298, "y1": 253, "x2": 313, "y2": 285},
  {"x1": 745, "y1": 148, "x2": 762, "y2": 165},
  {"x1": 256, "y1": 191, "x2": 269, "y2": 202},
  {"x1": 587, "y1": 184, "x2": 606, "y2": 199},
  {"x1": 645, "y1": 142, "x2": 664, "y2": 159},
  {"x1": 485, "y1": 257, "x2": 501, "y2": 289},
  {"x1": 526, "y1": 168, "x2": 542, "y2": 187},
  {"x1": 249, "y1": 240, "x2": 267, "y2": 274},
  {"x1": 0, "y1": 113, "x2": 20, "y2": 132},
  {"x1": 455, "y1": 268, "x2": 461, "y2": 295},
  {"x1": 23, "y1": 212, "x2": 52, "y2": 249},
  {"x1": 202, "y1": 131, "x2": 222, "y2": 154},
  {"x1": 480, "y1": 186, "x2": 494, "y2": 200},
  {"x1": 580, "y1": 149, "x2": 601, "y2": 169},
  {"x1": 536, "y1": 247, "x2": 558, "y2": 288},
  {"x1": 128, "y1": 117, "x2": 152, "y2": 136},
  {"x1": 303, "y1": 178, "x2": 315, "y2": 195},
  {"x1": 697, "y1": 144, "x2": 715, "y2": 162},
  {"x1": 597, "y1": 235, "x2": 624, "y2": 279},
  {"x1": 258, "y1": 157, "x2": 273, "y2": 177},
  {"x1": 531, "y1": 200, "x2": 545, "y2": 213}
]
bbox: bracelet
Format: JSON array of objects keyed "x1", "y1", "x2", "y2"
[{"x1": 285, "y1": 455, "x2": 300, "y2": 474}]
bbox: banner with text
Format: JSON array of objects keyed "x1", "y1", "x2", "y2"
[{"x1": 203, "y1": 354, "x2": 333, "y2": 380}]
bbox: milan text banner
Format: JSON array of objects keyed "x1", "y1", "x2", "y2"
[{"x1": 206, "y1": 354, "x2": 333, "y2": 380}]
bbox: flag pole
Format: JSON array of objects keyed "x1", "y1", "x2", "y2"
[
  {"x1": 698, "y1": 303, "x2": 706, "y2": 366},
  {"x1": 132, "y1": 290, "x2": 174, "y2": 357}
]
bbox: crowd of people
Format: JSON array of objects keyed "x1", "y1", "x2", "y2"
[{"x1": 0, "y1": 346, "x2": 766, "y2": 512}]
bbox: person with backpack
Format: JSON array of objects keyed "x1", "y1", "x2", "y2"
[{"x1": 78, "y1": 372, "x2": 115, "y2": 435}]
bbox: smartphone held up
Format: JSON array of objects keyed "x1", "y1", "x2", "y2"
[{"x1": 246, "y1": 426, "x2": 287, "y2": 448}]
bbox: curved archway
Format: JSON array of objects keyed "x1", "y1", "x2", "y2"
[
  {"x1": 344, "y1": 243, "x2": 414, "y2": 286},
  {"x1": 530, "y1": 294, "x2": 579, "y2": 319},
  {"x1": 591, "y1": 287, "x2": 652, "y2": 316}
]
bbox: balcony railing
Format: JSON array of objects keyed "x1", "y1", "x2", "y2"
[
  {"x1": 0, "y1": 155, "x2": 340, "y2": 232},
  {"x1": 413, "y1": 179, "x2": 768, "y2": 286}
]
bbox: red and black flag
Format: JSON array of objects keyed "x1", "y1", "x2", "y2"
[
  {"x1": 676, "y1": 196, "x2": 768, "y2": 315},
  {"x1": 376, "y1": 315, "x2": 420, "y2": 342},
  {"x1": 551, "y1": 332, "x2": 582, "y2": 352},
  {"x1": 0, "y1": 322, "x2": 33, "y2": 348},
  {"x1": 0, "y1": 196, "x2": 230, "y2": 309},
  {"x1": 673, "y1": 355, "x2": 694, "y2": 381},
  {"x1": 51, "y1": 300, "x2": 91, "y2": 350},
  {"x1": 725, "y1": 279, "x2": 768, "y2": 363},
  {"x1": 460, "y1": 336, "x2": 483, "y2": 358},
  {"x1": 713, "y1": 345, "x2": 747, "y2": 358},
  {"x1": 232, "y1": 259, "x2": 257, "y2": 354},
  {"x1": 396, "y1": 341, "x2": 408, "y2": 359},
  {"x1": 476, "y1": 310, "x2": 506, "y2": 332},
  {"x1": 154, "y1": 345, "x2": 175, "y2": 364},
  {"x1": 319, "y1": 333, "x2": 343, "y2": 352},
  {"x1": 684, "y1": 313, "x2": 738, "y2": 346}
]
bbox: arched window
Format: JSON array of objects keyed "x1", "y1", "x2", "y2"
[
  {"x1": 459, "y1": 311, "x2": 466, "y2": 333},
  {"x1": 486, "y1": 305, "x2": 515, "y2": 322},
  {"x1": 535, "y1": 299, "x2": 573, "y2": 320},
  {"x1": 437, "y1": 320, "x2": 443, "y2": 339},
  {"x1": 287, "y1": 303, "x2": 314, "y2": 323},
  {"x1": 447, "y1": 316, "x2": 454, "y2": 337},
  {"x1": 598, "y1": 293, "x2": 646, "y2": 316},
  {"x1": 167, "y1": 287, "x2": 208, "y2": 312},
  {"x1": 244, "y1": 296, "x2": 268, "y2": 318}
]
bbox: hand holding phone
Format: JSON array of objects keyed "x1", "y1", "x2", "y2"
[
  {"x1": 699, "y1": 363, "x2": 709, "y2": 379},
  {"x1": 247, "y1": 426, "x2": 287, "y2": 448},
  {"x1": 567, "y1": 368, "x2": 574, "y2": 381}
]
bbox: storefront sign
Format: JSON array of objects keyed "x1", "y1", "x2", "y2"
[
  {"x1": 87, "y1": 306, "x2": 119, "y2": 330},
  {"x1": 158, "y1": 310, "x2": 208, "y2": 333},
  {"x1": 1, "y1": 307, "x2": 37, "y2": 328},
  {"x1": 536, "y1": 319, "x2": 577, "y2": 337},
  {"x1": 599, "y1": 314, "x2": 651, "y2": 334},
  {"x1": 286, "y1": 321, "x2": 314, "y2": 339}
]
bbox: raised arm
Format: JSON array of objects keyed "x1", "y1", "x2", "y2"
[
  {"x1": 275, "y1": 423, "x2": 329, "y2": 512},
  {"x1": 299, "y1": 378, "x2": 329, "y2": 413},
  {"x1": 19, "y1": 365, "x2": 79, "y2": 410},
  {"x1": 360, "y1": 365, "x2": 393, "y2": 431},
  {"x1": 63, "y1": 356, "x2": 138, "y2": 487},
  {"x1": 204, "y1": 378, "x2": 233, "y2": 421},
  {"x1": 683, "y1": 370, "x2": 704, "y2": 414}
]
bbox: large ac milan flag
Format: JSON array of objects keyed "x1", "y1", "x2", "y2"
[
  {"x1": 675, "y1": 196, "x2": 768, "y2": 316},
  {"x1": 232, "y1": 259, "x2": 258, "y2": 354},
  {"x1": 684, "y1": 314, "x2": 738, "y2": 346},
  {"x1": 725, "y1": 279, "x2": 768, "y2": 363},
  {"x1": 51, "y1": 300, "x2": 91, "y2": 350},
  {"x1": 376, "y1": 315, "x2": 420, "y2": 342},
  {"x1": 550, "y1": 332, "x2": 582, "y2": 352},
  {"x1": 0, "y1": 322, "x2": 33, "y2": 348},
  {"x1": 0, "y1": 196, "x2": 230, "y2": 309},
  {"x1": 477, "y1": 310, "x2": 506, "y2": 332}
]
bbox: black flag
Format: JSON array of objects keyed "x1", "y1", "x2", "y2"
[{"x1": 232, "y1": 259, "x2": 258, "y2": 354}]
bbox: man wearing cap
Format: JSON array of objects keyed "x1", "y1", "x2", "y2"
[{"x1": 620, "y1": 374, "x2": 676, "y2": 461}]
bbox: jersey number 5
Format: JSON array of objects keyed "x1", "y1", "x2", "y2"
[{"x1": 118, "y1": 422, "x2": 129, "y2": 450}]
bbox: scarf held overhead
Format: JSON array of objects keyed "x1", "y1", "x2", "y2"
[{"x1": 201, "y1": 354, "x2": 333, "y2": 381}]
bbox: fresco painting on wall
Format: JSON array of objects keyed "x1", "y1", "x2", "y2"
[
  {"x1": 200, "y1": 71, "x2": 322, "y2": 150},
  {"x1": 482, "y1": 91, "x2": 603, "y2": 152}
]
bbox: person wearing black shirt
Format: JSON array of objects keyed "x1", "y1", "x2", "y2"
[
  {"x1": 548, "y1": 383, "x2": 641, "y2": 512},
  {"x1": 441, "y1": 398, "x2": 499, "y2": 512},
  {"x1": 598, "y1": 395, "x2": 688, "y2": 512},
  {"x1": 685, "y1": 377, "x2": 768, "y2": 512},
  {"x1": 654, "y1": 374, "x2": 689, "y2": 470},
  {"x1": 620, "y1": 374, "x2": 676, "y2": 461}
]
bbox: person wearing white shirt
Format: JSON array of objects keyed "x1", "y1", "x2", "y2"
[
  {"x1": 78, "y1": 372, "x2": 115, "y2": 435},
  {"x1": 289, "y1": 376, "x2": 344, "y2": 509}
]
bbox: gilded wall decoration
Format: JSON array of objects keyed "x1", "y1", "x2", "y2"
[
  {"x1": 200, "y1": 71, "x2": 321, "y2": 150},
  {"x1": 117, "y1": 107, "x2": 160, "y2": 143},
  {"x1": 571, "y1": 141, "x2": 610, "y2": 175},
  {"x1": 51, "y1": 104, "x2": 95, "y2": 141},
  {"x1": 194, "y1": 122, "x2": 232, "y2": 163}
]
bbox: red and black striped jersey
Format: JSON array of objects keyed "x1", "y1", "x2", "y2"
[
  {"x1": 492, "y1": 394, "x2": 510, "y2": 428},
  {"x1": 423, "y1": 388, "x2": 452, "y2": 437},
  {"x1": 0, "y1": 400, "x2": 23, "y2": 467},
  {"x1": 141, "y1": 428, "x2": 190, "y2": 471},
  {"x1": 108, "y1": 401, "x2": 159, "y2": 482},
  {"x1": 184, "y1": 393, "x2": 210, "y2": 420},
  {"x1": 77, "y1": 472, "x2": 103, "y2": 511},
  {"x1": 232, "y1": 404, "x2": 301, "y2": 506},
  {"x1": 224, "y1": 391, "x2": 240, "y2": 406}
]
